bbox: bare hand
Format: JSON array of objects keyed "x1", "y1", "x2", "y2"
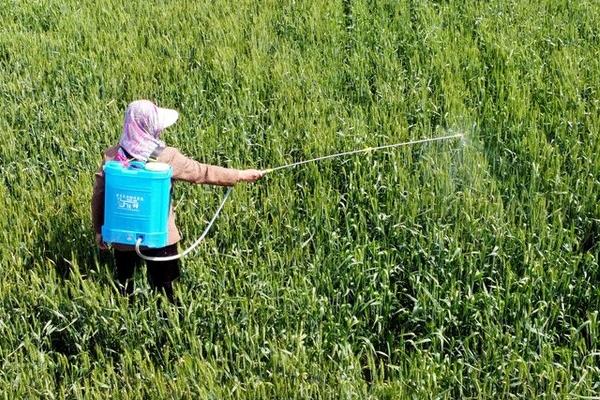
[
  {"x1": 96, "y1": 233, "x2": 108, "y2": 250},
  {"x1": 238, "y1": 169, "x2": 265, "y2": 183}
]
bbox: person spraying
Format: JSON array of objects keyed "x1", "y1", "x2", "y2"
[{"x1": 91, "y1": 99, "x2": 264, "y2": 304}]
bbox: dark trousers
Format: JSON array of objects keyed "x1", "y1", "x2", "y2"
[{"x1": 114, "y1": 244, "x2": 180, "y2": 304}]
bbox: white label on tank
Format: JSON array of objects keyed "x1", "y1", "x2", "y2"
[{"x1": 116, "y1": 193, "x2": 144, "y2": 211}]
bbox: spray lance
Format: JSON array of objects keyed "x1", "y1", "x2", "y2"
[{"x1": 112, "y1": 133, "x2": 463, "y2": 261}]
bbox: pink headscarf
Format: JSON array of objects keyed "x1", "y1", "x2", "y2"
[{"x1": 115, "y1": 100, "x2": 179, "y2": 163}]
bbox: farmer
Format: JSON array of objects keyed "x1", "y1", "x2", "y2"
[{"x1": 91, "y1": 99, "x2": 263, "y2": 304}]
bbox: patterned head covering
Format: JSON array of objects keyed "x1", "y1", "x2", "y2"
[{"x1": 115, "y1": 100, "x2": 179, "y2": 163}]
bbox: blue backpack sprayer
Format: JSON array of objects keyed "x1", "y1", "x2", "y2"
[
  {"x1": 101, "y1": 133, "x2": 463, "y2": 262},
  {"x1": 102, "y1": 161, "x2": 173, "y2": 248}
]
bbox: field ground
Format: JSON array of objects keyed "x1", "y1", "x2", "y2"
[{"x1": 1, "y1": 0, "x2": 599, "y2": 398}]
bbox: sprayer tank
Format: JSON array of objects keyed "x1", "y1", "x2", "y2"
[{"x1": 101, "y1": 160, "x2": 172, "y2": 248}]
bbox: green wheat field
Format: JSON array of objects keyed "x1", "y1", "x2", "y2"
[{"x1": 1, "y1": 0, "x2": 599, "y2": 398}]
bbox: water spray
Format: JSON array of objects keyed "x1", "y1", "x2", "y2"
[{"x1": 135, "y1": 133, "x2": 463, "y2": 261}]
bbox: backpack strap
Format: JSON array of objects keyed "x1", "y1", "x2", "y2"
[{"x1": 148, "y1": 146, "x2": 165, "y2": 162}]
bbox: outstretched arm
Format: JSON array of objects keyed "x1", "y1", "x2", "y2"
[{"x1": 164, "y1": 148, "x2": 263, "y2": 186}]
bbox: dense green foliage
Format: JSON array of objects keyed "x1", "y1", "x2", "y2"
[{"x1": 1, "y1": 0, "x2": 599, "y2": 398}]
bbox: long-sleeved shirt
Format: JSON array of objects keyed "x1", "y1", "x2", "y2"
[{"x1": 91, "y1": 145, "x2": 240, "y2": 250}]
